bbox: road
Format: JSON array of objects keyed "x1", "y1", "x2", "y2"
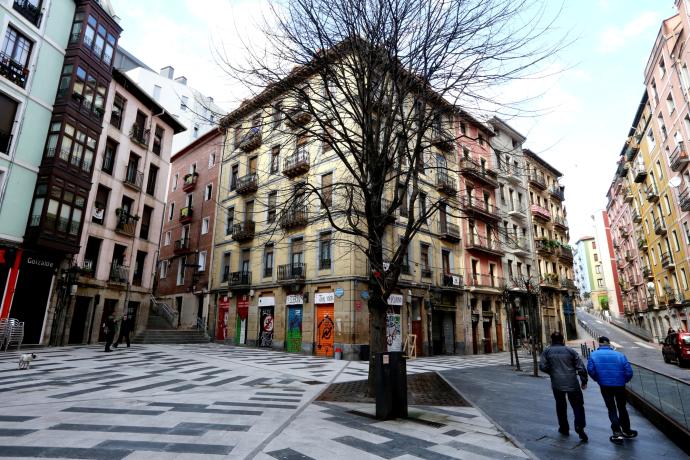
[{"x1": 576, "y1": 309, "x2": 690, "y2": 383}]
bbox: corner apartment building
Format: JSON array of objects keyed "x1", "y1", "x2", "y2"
[
  {"x1": 157, "y1": 128, "x2": 220, "y2": 331},
  {"x1": 524, "y1": 149, "x2": 576, "y2": 339},
  {"x1": 1, "y1": 0, "x2": 76, "y2": 322},
  {"x1": 1, "y1": 0, "x2": 122, "y2": 345},
  {"x1": 55, "y1": 69, "x2": 185, "y2": 345},
  {"x1": 209, "y1": 64, "x2": 487, "y2": 359},
  {"x1": 488, "y1": 117, "x2": 536, "y2": 343}
]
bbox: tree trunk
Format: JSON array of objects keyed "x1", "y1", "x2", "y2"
[{"x1": 367, "y1": 294, "x2": 387, "y2": 396}]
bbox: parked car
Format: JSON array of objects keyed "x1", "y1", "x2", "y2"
[{"x1": 661, "y1": 332, "x2": 690, "y2": 367}]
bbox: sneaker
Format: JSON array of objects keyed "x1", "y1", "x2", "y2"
[
  {"x1": 621, "y1": 429, "x2": 638, "y2": 439},
  {"x1": 558, "y1": 428, "x2": 570, "y2": 436},
  {"x1": 609, "y1": 433, "x2": 624, "y2": 445},
  {"x1": 575, "y1": 427, "x2": 588, "y2": 442}
]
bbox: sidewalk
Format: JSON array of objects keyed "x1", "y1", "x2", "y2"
[{"x1": 440, "y1": 363, "x2": 688, "y2": 459}]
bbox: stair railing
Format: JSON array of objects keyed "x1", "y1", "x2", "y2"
[{"x1": 150, "y1": 294, "x2": 178, "y2": 328}]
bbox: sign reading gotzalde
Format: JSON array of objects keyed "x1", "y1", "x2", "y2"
[
  {"x1": 25, "y1": 257, "x2": 55, "y2": 269},
  {"x1": 286, "y1": 294, "x2": 303, "y2": 305},
  {"x1": 314, "y1": 292, "x2": 334, "y2": 304},
  {"x1": 258, "y1": 297, "x2": 275, "y2": 307},
  {"x1": 387, "y1": 294, "x2": 404, "y2": 306}
]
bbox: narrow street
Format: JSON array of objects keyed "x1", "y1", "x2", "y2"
[{"x1": 576, "y1": 309, "x2": 690, "y2": 383}]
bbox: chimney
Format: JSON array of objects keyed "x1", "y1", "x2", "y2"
[
  {"x1": 160, "y1": 66, "x2": 174, "y2": 79},
  {"x1": 175, "y1": 76, "x2": 188, "y2": 86}
]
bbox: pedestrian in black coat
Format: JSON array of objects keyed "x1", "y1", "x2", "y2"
[
  {"x1": 103, "y1": 314, "x2": 116, "y2": 352},
  {"x1": 113, "y1": 315, "x2": 132, "y2": 348}
]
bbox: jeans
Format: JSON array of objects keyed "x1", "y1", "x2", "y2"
[
  {"x1": 600, "y1": 386, "x2": 630, "y2": 433},
  {"x1": 552, "y1": 388, "x2": 586, "y2": 431}
]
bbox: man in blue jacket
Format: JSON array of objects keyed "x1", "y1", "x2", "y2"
[{"x1": 587, "y1": 336, "x2": 637, "y2": 444}]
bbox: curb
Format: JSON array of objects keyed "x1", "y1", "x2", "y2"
[{"x1": 436, "y1": 369, "x2": 539, "y2": 460}]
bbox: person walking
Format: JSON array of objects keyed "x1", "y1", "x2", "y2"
[
  {"x1": 113, "y1": 314, "x2": 132, "y2": 348},
  {"x1": 539, "y1": 331, "x2": 589, "y2": 442},
  {"x1": 102, "y1": 314, "x2": 116, "y2": 352},
  {"x1": 587, "y1": 336, "x2": 637, "y2": 444}
]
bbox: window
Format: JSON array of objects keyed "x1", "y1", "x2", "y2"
[
  {"x1": 595, "y1": 264, "x2": 601, "y2": 273},
  {"x1": 267, "y1": 191, "x2": 277, "y2": 223},
  {"x1": 651, "y1": 81, "x2": 659, "y2": 105},
  {"x1": 176, "y1": 256, "x2": 186, "y2": 285},
  {"x1": 168, "y1": 202, "x2": 175, "y2": 221},
  {"x1": 205, "y1": 183, "x2": 213, "y2": 201},
  {"x1": 659, "y1": 58, "x2": 666, "y2": 78},
  {"x1": 658, "y1": 115, "x2": 667, "y2": 141},
  {"x1": 684, "y1": 221, "x2": 690, "y2": 244},
  {"x1": 101, "y1": 139, "x2": 117, "y2": 174},
  {"x1": 164, "y1": 231, "x2": 171, "y2": 246},
  {"x1": 140, "y1": 205, "x2": 152, "y2": 240},
  {"x1": 264, "y1": 245, "x2": 274, "y2": 277},
  {"x1": 159, "y1": 260, "x2": 169, "y2": 278},
  {"x1": 146, "y1": 164, "x2": 158, "y2": 196},
  {"x1": 667, "y1": 93, "x2": 676, "y2": 114},
  {"x1": 272, "y1": 101, "x2": 282, "y2": 128},
  {"x1": 153, "y1": 85, "x2": 161, "y2": 100},
  {"x1": 208, "y1": 153, "x2": 215, "y2": 168},
  {"x1": 225, "y1": 207, "x2": 234, "y2": 235},
  {"x1": 198, "y1": 251, "x2": 207, "y2": 272},
  {"x1": 0, "y1": 93, "x2": 18, "y2": 154},
  {"x1": 152, "y1": 126, "x2": 163, "y2": 155},
  {"x1": 673, "y1": 230, "x2": 680, "y2": 252},
  {"x1": 230, "y1": 164, "x2": 239, "y2": 190},
  {"x1": 172, "y1": 173, "x2": 178, "y2": 191},
  {"x1": 420, "y1": 243, "x2": 430, "y2": 271},
  {"x1": 682, "y1": 268, "x2": 689, "y2": 291},
  {"x1": 270, "y1": 146, "x2": 280, "y2": 174},
  {"x1": 321, "y1": 172, "x2": 333, "y2": 207},
  {"x1": 201, "y1": 217, "x2": 210, "y2": 234},
  {"x1": 44, "y1": 120, "x2": 97, "y2": 173},
  {"x1": 597, "y1": 279, "x2": 604, "y2": 288},
  {"x1": 1, "y1": 26, "x2": 33, "y2": 88},
  {"x1": 319, "y1": 232, "x2": 332, "y2": 269},
  {"x1": 222, "y1": 252, "x2": 231, "y2": 282},
  {"x1": 419, "y1": 192, "x2": 427, "y2": 222},
  {"x1": 0, "y1": 168, "x2": 5, "y2": 193},
  {"x1": 181, "y1": 96, "x2": 188, "y2": 111}
]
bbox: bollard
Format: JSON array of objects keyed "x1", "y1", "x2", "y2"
[
  {"x1": 334, "y1": 348, "x2": 342, "y2": 360},
  {"x1": 375, "y1": 352, "x2": 408, "y2": 420}
]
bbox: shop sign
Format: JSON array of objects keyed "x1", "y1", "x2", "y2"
[
  {"x1": 315, "y1": 292, "x2": 335, "y2": 304},
  {"x1": 258, "y1": 296, "x2": 275, "y2": 307},
  {"x1": 24, "y1": 256, "x2": 55, "y2": 270},
  {"x1": 286, "y1": 294, "x2": 304, "y2": 305},
  {"x1": 335, "y1": 288, "x2": 345, "y2": 298},
  {"x1": 218, "y1": 295, "x2": 230, "y2": 309},
  {"x1": 361, "y1": 291, "x2": 370, "y2": 300},
  {"x1": 387, "y1": 294, "x2": 403, "y2": 306}
]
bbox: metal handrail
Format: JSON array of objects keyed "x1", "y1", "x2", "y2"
[{"x1": 150, "y1": 294, "x2": 177, "y2": 328}]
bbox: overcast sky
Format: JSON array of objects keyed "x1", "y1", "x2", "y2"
[{"x1": 111, "y1": 0, "x2": 674, "y2": 243}]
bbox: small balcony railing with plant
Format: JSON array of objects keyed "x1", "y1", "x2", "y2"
[
  {"x1": 129, "y1": 124, "x2": 149, "y2": 147},
  {"x1": 440, "y1": 272, "x2": 464, "y2": 289},
  {"x1": 540, "y1": 273, "x2": 559, "y2": 288},
  {"x1": 283, "y1": 149, "x2": 310, "y2": 177},
  {"x1": 536, "y1": 237, "x2": 559, "y2": 255},
  {"x1": 236, "y1": 173, "x2": 258, "y2": 195},
  {"x1": 109, "y1": 262, "x2": 129, "y2": 283},
  {"x1": 435, "y1": 170, "x2": 457, "y2": 195},
  {"x1": 653, "y1": 216, "x2": 667, "y2": 235},
  {"x1": 557, "y1": 245, "x2": 573, "y2": 262},
  {"x1": 228, "y1": 271, "x2": 251, "y2": 288},
  {"x1": 114, "y1": 210, "x2": 137, "y2": 237},
  {"x1": 530, "y1": 204, "x2": 551, "y2": 221},
  {"x1": 670, "y1": 141, "x2": 688, "y2": 172},
  {"x1": 231, "y1": 220, "x2": 255, "y2": 242},
  {"x1": 13, "y1": 0, "x2": 43, "y2": 27},
  {"x1": 179, "y1": 206, "x2": 194, "y2": 223},
  {"x1": 174, "y1": 237, "x2": 191, "y2": 254},
  {"x1": 183, "y1": 172, "x2": 198, "y2": 191},
  {"x1": 238, "y1": 127, "x2": 262, "y2": 152},
  {"x1": 123, "y1": 167, "x2": 144, "y2": 190},
  {"x1": 279, "y1": 205, "x2": 308, "y2": 229},
  {"x1": 278, "y1": 263, "x2": 307, "y2": 282},
  {"x1": 0, "y1": 52, "x2": 29, "y2": 89}
]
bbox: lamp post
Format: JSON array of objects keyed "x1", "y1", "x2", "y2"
[{"x1": 502, "y1": 286, "x2": 520, "y2": 371}]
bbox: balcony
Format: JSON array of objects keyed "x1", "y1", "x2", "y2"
[
  {"x1": 549, "y1": 186, "x2": 565, "y2": 201},
  {"x1": 632, "y1": 208, "x2": 642, "y2": 223},
  {"x1": 435, "y1": 171, "x2": 457, "y2": 195},
  {"x1": 617, "y1": 161, "x2": 629, "y2": 178},
  {"x1": 642, "y1": 266, "x2": 653, "y2": 280},
  {"x1": 557, "y1": 246, "x2": 574, "y2": 263},
  {"x1": 646, "y1": 185, "x2": 659, "y2": 202},
  {"x1": 440, "y1": 272, "x2": 464, "y2": 290},
  {"x1": 183, "y1": 172, "x2": 198, "y2": 191},
  {"x1": 653, "y1": 217, "x2": 667, "y2": 235},
  {"x1": 661, "y1": 252, "x2": 675, "y2": 270},
  {"x1": 528, "y1": 171, "x2": 547, "y2": 190},
  {"x1": 0, "y1": 52, "x2": 29, "y2": 89},
  {"x1": 278, "y1": 263, "x2": 307, "y2": 283},
  {"x1": 285, "y1": 105, "x2": 312, "y2": 127},
  {"x1": 430, "y1": 128, "x2": 454, "y2": 152},
  {"x1": 459, "y1": 196, "x2": 501, "y2": 221},
  {"x1": 508, "y1": 206, "x2": 527, "y2": 220},
  {"x1": 540, "y1": 273, "x2": 560, "y2": 289},
  {"x1": 129, "y1": 124, "x2": 149, "y2": 147},
  {"x1": 179, "y1": 206, "x2": 193, "y2": 224},
  {"x1": 228, "y1": 271, "x2": 252, "y2": 289},
  {"x1": 13, "y1": 0, "x2": 42, "y2": 27},
  {"x1": 283, "y1": 150, "x2": 310, "y2": 177},
  {"x1": 553, "y1": 215, "x2": 568, "y2": 231},
  {"x1": 535, "y1": 238, "x2": 557, "y2": 256},
  {"x1": 459, "y1": 158, "x2": 498, "y2": 188},
  {"x1": 623, "y1": 187, "x2": 634, "y2": 203},
  {"x1": 530, "y1": 204, "x2": 551, "y2": 222},
  {"x1": 620, "y1": 227, "x2": 630, "y2": 238},
  {"x1": 670, "y1": 141, "x2": 689, "y2": 172},
  {"x1": 680, "y1": 187, "x2": 690, "y2": 212},
  {"x1": 174, "y1": 238, "x2": 192, "y2": 254},
  {"x1": 439, "y1": 221, "x2": 461, "y2": 243},
  {"x1": 421, "y1": 267, "x2": 433, "y2": 279},
  {"x1": 279, "y1": 205, "x2": 308, "y2": 229},
  {"x1": 238, "y1": 127, "x2": 262, "y2": 152},
  {"x1": 560, "y1": 277, "x2": 577, "y2": 291},
  {"x1": 633, "y1": 163, "x2": 647, "y2": 183},
  {"x1": 231, "y1": 220, "x2": 255, "y2": 242},
  {"x1": 236, "y1": 173, "x2": 258, "y2": 195},
  {"x1": 465, "y1": 236, "x2": 503, "y2": 256},
  {"x1": 510, "y1": 237, "x2": 531, "y2": 256},
  {"x1": 114, "y1": 211, "x2": 137, "y2": 237},
  {"x1": 467, "y1": 273, "x2": 503, "y2": 290},
  {"x1": 637, "y1": 237, "x2": 648, "y2": 251},
  {"x1": 109, "y1": 263, "x2": 129, "y2": 284},
  {"x1": 123, "y1": 168, "x2": 144, "y2": 190},
  {"x1": 624, "y1": 251, "x2": 632, "y2": 262}
]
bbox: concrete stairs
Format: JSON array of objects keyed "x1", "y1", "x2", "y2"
[{"x1": 131, "y1": 309, "x2": 209, "y2": 344}]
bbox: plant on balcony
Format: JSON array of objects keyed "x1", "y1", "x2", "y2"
[{"x1": 223, "y1": 0, "x2": 564, "y2": 391}]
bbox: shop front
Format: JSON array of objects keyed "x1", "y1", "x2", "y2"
[
  {"x1": 235, "y1": 294, "x2": 249, "y2": 345},
  {"x1": 258, "y1": 296, "x2": 275, "y2": 348},
  {"x1": 216, "y1": 295, "x2": 229, "y2": 341},
  {"x1": 285, "y1": 293, "x2": 303, "y2": 353},
  {"x1": 315, "y1": 292, "x2": 335, "y2": 357},
  {"x1": 429, "y1": 292, "x2": 457, "y2": 355}
]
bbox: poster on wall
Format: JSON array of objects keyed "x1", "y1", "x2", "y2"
[
  {"x1": 259, "y1": 306, "x2": 274, "y2": 348},
  {"x1": 236, "y1": 296, "x2": 249, "y2": 345},
  {"x1": 386, "y1": 313, "x2": 402, "y2": 351}
]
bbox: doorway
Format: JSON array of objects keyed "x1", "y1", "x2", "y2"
[
  {"x1": 483, "y1": 318, "x2": 493, "y2": 353},
  {"x1": 286, "y1": 306, "x2": 303, "y2": 352},
  {"x1": 258, "y1": 306, "x2": 274, "y2": 347},
  {"x1": 68, "y1": 296, "x2": 91, "y2": 344},
  {"x1": 471, "y1": 319, "x2": 479, "y2": 354},
  {"x1": 315, "y1": 304, "x2": 334, "y2": 357}
]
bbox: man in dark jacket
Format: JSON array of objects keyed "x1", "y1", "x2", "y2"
[
  {"x1": 539, "y1": 331, "x2": 588, "y2": 441},
  {"x1": 587, "y1": 336, "x2": 636, "y2": 444},
  {"x1": 113, "y1": 315, "x2": 132, "y2": 348},
  {"x1": 103, "y1": 314, "x2": 116, "y2": 352}
]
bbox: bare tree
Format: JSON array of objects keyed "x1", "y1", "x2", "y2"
[{"x1": 216, "y1": 0, "x2": 565, "y2": 389}]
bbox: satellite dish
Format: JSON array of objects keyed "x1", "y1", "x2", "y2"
[{"x1": 669, "y1": 176, "x2": 682, "y2": 188}]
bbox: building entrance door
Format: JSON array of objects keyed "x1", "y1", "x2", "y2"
[
  {"x1": 411, "y1": 320, "x2": 423, "y2": 356},
  {"x1": 286, "y1": 306, "x2": 303, "y2": 352},
  {"x1": 483, "y1": 318, "x2": 493, "y2": 353},
  {"x1": 315, "y1": 304, "x2": 334, "y2": 357},
  {"x1": 68, "y1": 296, "x2": 91, "y2": 344},
  {"x1": 496, "y1": 322, "x2": 503, "y2": 352},
  {"x1": 471, "y1": 317, "x2": 479, "y2": 354}
]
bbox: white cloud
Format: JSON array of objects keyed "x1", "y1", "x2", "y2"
[{"x1": 598, "y1": 11, "x2": 660, "y2": 54}]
